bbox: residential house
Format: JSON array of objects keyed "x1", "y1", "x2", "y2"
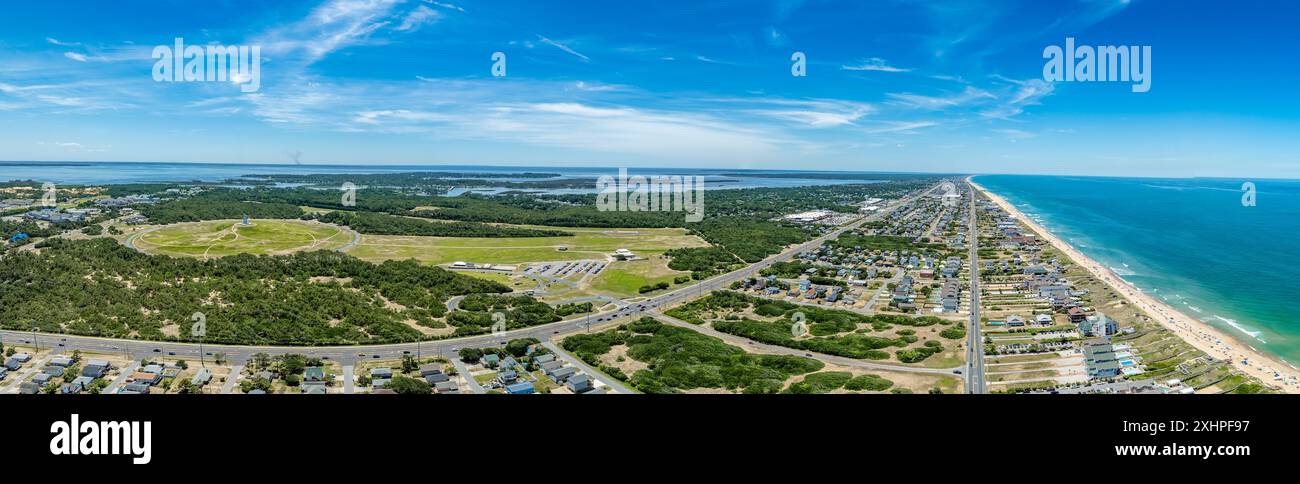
[
  {"x1": 549, "y1": 366, "x2": 577, "y2": 383},
  {"x1": 566, "y1": 374, "x2": 593, "y2": 393},
  {"x1": 505, "y1": 381, "x2": 534, "y2": 394},
  {"x1": 82, "y1": 360, "x2": 110, "y2": 378},
  {"x1": 122, "y1": 381, "x2": 153, "y2": 394},
  {"x1": 191, "y1": 368, "x2": 213, "y2": 386},
  {"x1": 418, "y1": 364, "x2": 443, "y2": 377},
  {"x1": 130, "y1": 371, "x2": 162, "y2": 385},
  {"x1": 303, "y1": 366, "x2": 326, "y2": 383},
  {"x1": 70, "y1": 376, "x2": 94, "y2": 392}
]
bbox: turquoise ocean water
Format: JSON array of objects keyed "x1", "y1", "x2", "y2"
[{"x1": 974, "y1": 175, "x2": 1300, "y2": 367}]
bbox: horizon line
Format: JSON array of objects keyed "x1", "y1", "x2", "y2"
[{"x1": 1, "y1": 159, "x2": 1293, "y2": 182}]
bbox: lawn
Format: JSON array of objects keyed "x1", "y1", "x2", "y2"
[
  {"x1": 589, "y1": 254, "x2": 694, "y2": 296},
  {"x1": 132, "y1": 219, "x2": 353, "y2": 258},
  {"x1": 346, "y1": 226, "x2": 708, "y2": 266}
]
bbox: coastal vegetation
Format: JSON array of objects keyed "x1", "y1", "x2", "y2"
[
  {"x1": 561, "y1": 317, "x2": 825, "y2": 394},
  {"x1": 0, "y1": 238, "x2": 530, "y2": 345},
  {"x1": 665, "y1": 291, "x2": 961, "y2": 364}
]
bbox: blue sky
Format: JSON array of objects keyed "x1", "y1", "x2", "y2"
[{"x1": 1, "y1": 0, "x2": 1297, "y2": 177}]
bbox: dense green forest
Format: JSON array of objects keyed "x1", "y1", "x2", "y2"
[
  {"x1": 444, "y1": 293, "x2": 591, "y2": 337},
  {"x1": 307, "y1": 210, "x2": 571, "y2": 237},
  {"x1": 0, "y1": 238, "x2": 525, "y2": 345},
  {"x1": 141, "y1": 198, "x2": 305, "y2": 224}
]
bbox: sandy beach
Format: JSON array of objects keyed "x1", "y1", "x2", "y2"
[{"x1": 969, "y1": 177, "x2": 1299, "y2": 394}]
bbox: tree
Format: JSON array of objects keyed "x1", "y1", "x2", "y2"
[
  {"x1": 401, "y1": 354, "x2": 419, "y2": 374},
  {"x1": 458, "y1": 347, "x2": 483, "y2": 363},
  {"x1": 240, "y1": 377, "x2": 272, "y2": 394},
  {"x1": 387, "y1": 375, "x2": 431, "y2": 394},
  {"x1": 278, "y1": 354, "x2": 306, "y2": 379},
  {"x1": 252, "y1": 353, "x2": 272, "y2": 370}
]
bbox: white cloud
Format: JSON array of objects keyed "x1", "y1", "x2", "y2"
[
  {"x1": 256, "y1": 0, "x2": 403, "y2": 65},
  {"x1": 63, "y1": 52, "x2": 89, "y2": 62},
  {"x1": 765, "y1": 26, "x2": 788, "y2": 47},
  {"x1": 887, "y1": 86, "x2": 994, "y2": 110},
  {"x1": 395, "y1": 5, "x2": 440, "y2": 32},
  {"x1": 696, "y1": 55, "x2": 732, "y2": 64},
  {"x1": 46, "y1": 37, "x2": 81, "y2": 47},
  {"x1": 733, "y1": 98, "x2": 874, "y2": 128},
  {"x1": 536, "y1": 35, "x2": 589, "y2": 62},
  {"x1": 841, "y1": 57, "x2": 910, "y2": 73},
  {"x1": 981, "y1": 76, "x2": 1054, "y2": 119},
  {"x1": 865, "y1": 121, "x2": 940, "y2": 134},
  {"x1": 425, "y1": 1, "x2": 464, "y2": 12}
]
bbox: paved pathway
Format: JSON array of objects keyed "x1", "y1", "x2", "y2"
[
  {"x1": 105, "y1": 360, "x2": 140, "y2": 394},
  {"x1": 451, "y1": 358, "x2": 485, "y2": 394},
  {"x1": 220, "y1": 364, "x2": 242, "y2": 394},
  {"x1": 342, "y1": 364, "x2": 355, "y2": 394},
  {"x1": 541, "y1": 341, "x2": 633, "y2": 394}
]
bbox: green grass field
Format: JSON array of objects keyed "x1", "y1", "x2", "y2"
[
  {"x1": 346, "y1": 226, "x2": 708, "y2": 266},
  {"x1": 589, "y1": 254, "x2": 693, "y2": 296},
  {"x1": 133, "y1": 219, "x2": 353, "y2": 258}
]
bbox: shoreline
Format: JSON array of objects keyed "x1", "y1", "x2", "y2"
[{"x1": 968, "y1": 176, "x2": 1299, "y2": 393}]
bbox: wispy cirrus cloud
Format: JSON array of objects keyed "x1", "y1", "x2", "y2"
[
  {"x1": 841, "y1": 57, "x2": 911, "y2": 73},
  {"x1": 728, "y1": 98, "x2": 874, "y2": 128},
  {"x1": 395, "y1": 5, "x2": 440, "y2": 31},
  {"x1": 887, "y1": 86, "x2": 994, "y2": 110},
  {"x1": 537, "y1": 35, "x2": 590, "y2": 62},
  {"x1": 46, "y1": 37, "x2": 81, "y2": 47},
  {"x1": 425, "y1": 1, "x2": 465, "y2": 12},
  {"x1": 255, "y1": 0, "x2": 403, "y2": 64}
]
